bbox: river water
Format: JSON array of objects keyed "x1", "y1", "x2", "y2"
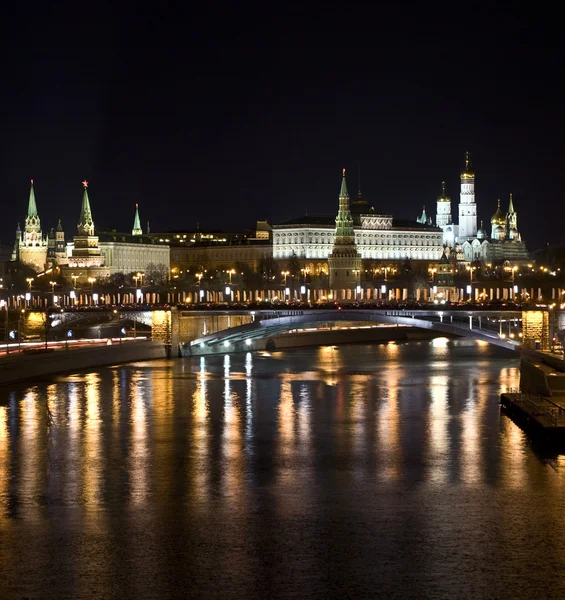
[{"x1": 1, "y1": 339, "x2": 565, "y2": 599}]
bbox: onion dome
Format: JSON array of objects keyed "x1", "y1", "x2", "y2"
[
  {"x1": 350, "y1": 189, "x2": 371, "y2": 215},
  {"x1": 437, "y1": 181, "x2": 450, "y2": 202},
  {"x1": 477, "y1": 220, "x2": 487, "y2": 239},
  {"x1": 460, "y1": 151, "x2": 475, "y2": 179},
  {"x1": 491, "y1": 199, "x2": 505, "y2": 226}
]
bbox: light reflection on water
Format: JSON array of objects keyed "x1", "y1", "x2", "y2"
[{"x1": 2, "y1": 340, "x2": 565, "y2": 599}]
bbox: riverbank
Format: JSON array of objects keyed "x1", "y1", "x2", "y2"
[{"x1": 0, "y1": 340, "x2": 168, "y2": 387}]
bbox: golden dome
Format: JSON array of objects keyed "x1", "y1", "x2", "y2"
[
  {"x1": 491, "y1": 199, "x2": 505, "y2": 225},
  {"x1": 437, "y1": 181, "x2": 450, "y2": 202},
  {"x1": 460, "y1": 151, "x2": 475, "y2": 178}
]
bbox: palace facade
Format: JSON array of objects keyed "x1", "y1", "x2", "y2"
[{"x1": 273, "y1": 173, "x2": 444, "y2": 269}]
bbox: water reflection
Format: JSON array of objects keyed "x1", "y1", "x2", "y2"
[
  {"x1": 0, "y1": 404, "x2": 8, "y2": 521},
  {"x1": 377, "y1": 368, "x2": 401, "y2": 482},
  {"x1": 83, "y1": 373, "x2": 102, "y2": 508},
  {"x1": 1, "y1": 341, "x2": 558, "y2": 600},
  {"x1": 130, "y1": 372, "x2": 149, "y2": 505},
  {"x1": 427, "y1": 374, "x2": 449, "y2": 485}
]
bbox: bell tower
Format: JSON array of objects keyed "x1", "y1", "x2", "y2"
[{"x1": 458, "y1": 151, "x2": 477, "y2": 242}]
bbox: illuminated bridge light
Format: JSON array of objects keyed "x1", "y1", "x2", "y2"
[
  {"x1": 224, "y1": 341, "x2": 230, "y2": 347},
  {"x1": 245, "y1": 339, "x2": 252, "y2": 346}
]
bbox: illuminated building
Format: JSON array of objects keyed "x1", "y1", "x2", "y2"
[
  {"x1": 458, "y1": 151, "x2": 478, "y2": 242},
  {"x1": 12, "y1": 180, "x2": 48, "y2": 272},
  {"x1": 273, "y1": 172, "x2": 444, "y2": 265},
  {"x1": 327, "y1": 169, "x2": 361, "y2": 288},
  {"x1": 47, "y1": 220, "x2": 68, "y2": 267},
  {"x1": 62, "y1": 181, "x2": 110, "y2": 280},
  {"x1": 435, "y1": 153, "x2": 529, "y2": 264}
]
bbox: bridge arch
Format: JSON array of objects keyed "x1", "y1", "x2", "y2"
[{"x1": 182, "y1": 309, "x2": 521, "y2": 356}]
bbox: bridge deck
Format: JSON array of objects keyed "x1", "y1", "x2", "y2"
[{"x1": 184, "y1": 309, "x2": 521, "y2": 354}]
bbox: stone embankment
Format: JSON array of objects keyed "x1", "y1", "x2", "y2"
[{"x1": 0, "y1": 341, "x2": 168, "y2": 387}]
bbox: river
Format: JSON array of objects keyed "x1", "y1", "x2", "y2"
[{"x1": 1, "y1": 339, "x2": 564, "y2": 599}]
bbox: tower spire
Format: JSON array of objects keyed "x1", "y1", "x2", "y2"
[
  {"x1": 27, "y1": 179, "x2": 38, "y2": 218},
  {"x1": 357, "y1": 163, "x2": 362, "y2": 198},
  {"x1": 339, "y1": 168, "x2": 349, "y2": 199},
  {"x1": 77, "y1": 179, "x2": 94, "y2": 236},
  {"x1": 508, "y1": 193, "x2": 515, "y2": 213},
  {"x1": 132, "y1": 203, "x2": 142, "y2": 236}
]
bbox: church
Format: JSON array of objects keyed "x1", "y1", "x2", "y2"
[{"x1": 434, "y1": 152, "x2": 529, "y2": 264}]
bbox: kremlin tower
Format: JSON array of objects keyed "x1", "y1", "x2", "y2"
[
  {"x1": 328, "y1": 169, "x2": 361, "y2": 289},
  {"x1": 67, "y1": 180, "x2": 104, "y2": 268},
  {"x1": 132, "y1": 203, "x2": 143, "y2": 236},
  {"x1": 13, "y1": 180, "x2": 48, "y2": 272}
]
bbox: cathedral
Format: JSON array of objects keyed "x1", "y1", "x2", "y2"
[{"x1": 435, "y1": 152, "x2": 529, "y2": 264}]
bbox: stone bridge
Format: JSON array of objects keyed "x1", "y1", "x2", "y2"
[
  {"x1": 180, "y1": 309, "x2": 529, "y2": 356},
  {"x1": 21, "y1": 307, "x2": 553, "y2": 357}
]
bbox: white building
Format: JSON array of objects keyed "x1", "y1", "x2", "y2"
[
  {"x1": 99, "y1": 238, "x2": 170, "y2": 275},
  {"x1": 273, "y1": 171, "x2": 444, "y2": 263},
  {"x1": 458, "y1": 151, "x2": 478, "y2": 242}
]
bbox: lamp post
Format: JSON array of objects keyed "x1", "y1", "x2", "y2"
[
  {"x1": 281, "y1": 270, "x2": 290, "y2": 286},
  {"x1": 25, "y1": 277, "x2": 34, "y2": 308},
  {"x1": 227, "y1": 269, "x2": 235, "y2": 284},
  {"x1": 49, "y1": 280, "x2": 57, "y2": 305},
  {"x1": 1, "y1": 299, "x2": 8, "y2": 355},
  {"x1": 87, "y1": 277, "x2": 96, "y2": 306}
]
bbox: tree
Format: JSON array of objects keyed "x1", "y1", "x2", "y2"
[
  {"x1": 287, "y1": 254, "x2": 301, "y2": 279},
  {"x1": 145, "y1": 263, "x2": 169, "y2": 287},
  {"x1": 258, "y1": 256, "x2": 279, "y2": 283}
]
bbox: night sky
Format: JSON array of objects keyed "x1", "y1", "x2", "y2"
[{"x1": 1, "y1": 4, "x2": 563, "y2": 251}]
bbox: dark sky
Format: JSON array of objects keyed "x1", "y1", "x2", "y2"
[{"x1": 1, "y1": 4, "x2": 563, "y2": 250}]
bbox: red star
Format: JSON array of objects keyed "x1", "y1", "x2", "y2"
[{"x1": 82, "y1": 180, "x2": 88, "y2": 188}]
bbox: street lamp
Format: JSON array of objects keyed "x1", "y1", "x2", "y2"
[
  {"x1": 281, "y1": 270, "x2": 290, "y2": 286},
  {"x1": 49, "y1": 281, "x2": 57, "y2": 305},
  {"x1": 88, "y1": 276, "x2": 96, "y2": 289},
  {"x1": 227, "y1": 269, "x2": 236, "y2": 284},
  {"x1": 466, "y1": 265, "x2": 476, "y2": 282}
]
